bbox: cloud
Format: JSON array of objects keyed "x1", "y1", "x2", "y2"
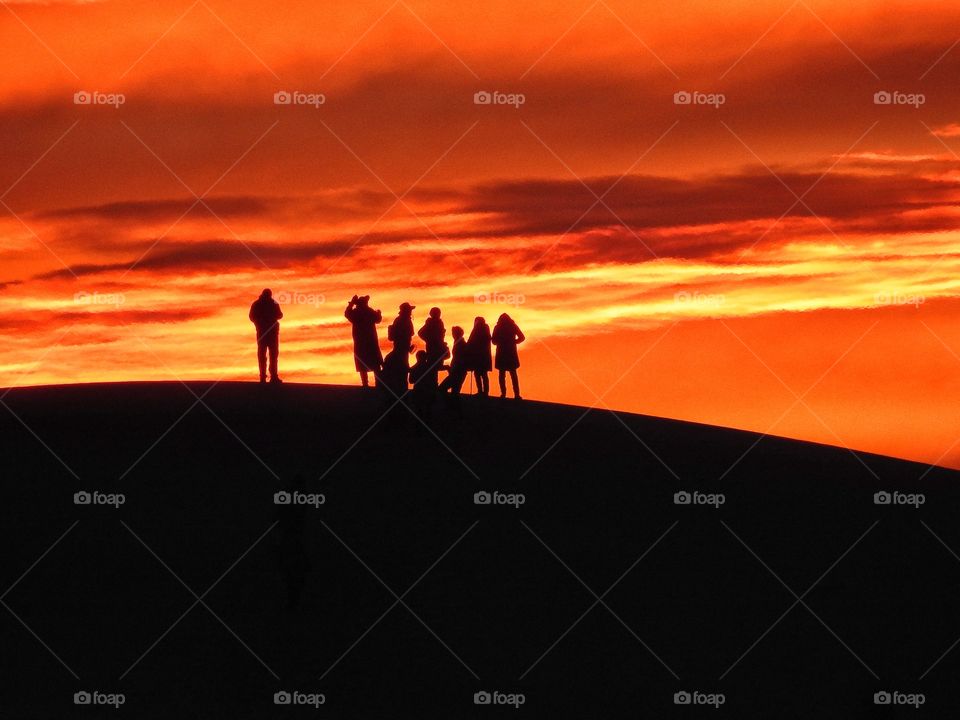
[
  {"x1": 930, "y1": 123, "x2": 960, "y2": 138},
  {"x1": 0, "y1": 308, "x2": 215, "y2": 332}
]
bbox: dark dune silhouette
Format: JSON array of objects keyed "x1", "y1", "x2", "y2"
[{"x1": 1, "y1": 381, "x2": 958, "y2": 717}]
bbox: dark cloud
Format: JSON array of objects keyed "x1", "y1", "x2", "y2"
[{"x1": 0, "y1": 308, "x2": 216, "y2": 331}]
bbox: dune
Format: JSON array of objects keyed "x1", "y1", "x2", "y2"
[{"x1": 0, "y1": 381, "x2": 956, "y2": 717}]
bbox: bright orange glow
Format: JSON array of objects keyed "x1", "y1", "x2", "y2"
[{"x1": 2, "y1": 0, "x2": 960, "y2": 468}]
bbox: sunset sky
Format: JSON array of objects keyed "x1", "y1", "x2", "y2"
[{"x1": 2, "y1": 0, "x2": 960, "y2": 468}]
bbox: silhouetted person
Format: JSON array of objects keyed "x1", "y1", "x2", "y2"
[
  {"x1": 466, "y1": 316, "x2": 492, "y2": 395},
  {"x1": 418, "y1": 307, "x2": 446, "y2": 357},
  {"x1": 388, "y1": 302, "x2": 415, "y2": 357},
  {"x1": 492, "y1": 313, "x2": 524, "y2": 399},
  {"x1": 381, "y1": 303, "x2": 416, "y2": 420},
  {"x1": 344, "y1": 295, "x2": 382, "y2": 388},
  {"x1": 380, "y1": 347, "x2": 409, "y2": 403},
  {"x1": 409, "y1": 350, "x2": 437, "y2": 423},
  {"x1": 249, "y1": 288, "x2": 283, "y2": 384},
  {"x1": 417, "y1": 306, "x2": 445, "y2": 382},
  {"x1": 439, "y1": 326, "x2": 468, "y2": 412}
]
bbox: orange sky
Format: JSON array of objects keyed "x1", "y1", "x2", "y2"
[{"x1": 2, "y1": 0, "x2": 960, "y2": 469}]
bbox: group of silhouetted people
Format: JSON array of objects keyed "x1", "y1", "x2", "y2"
[
  {"x1": 248, "y1": 290, "x2": 526, "y2": 412},
  {"x1": 347, "y1": 295, "x2": 525, "y2": 418}
]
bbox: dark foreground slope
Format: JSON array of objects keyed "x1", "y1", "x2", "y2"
[{"x1": 0, "y1": 381, "x2": 958, "y2": 719}]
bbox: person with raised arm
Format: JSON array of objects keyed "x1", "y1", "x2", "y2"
[{"x1": 344, "y1": 294, "x2": 383, "y2": 388}]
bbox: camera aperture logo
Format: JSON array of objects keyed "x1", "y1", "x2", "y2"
[
  {"x1": 274, "y1": 90, "x2": 326, "y2": 108},
  {"x1": 674, "y1": 90, "x2": 725, "y2": 108},
  {"x1": 474, "y1": 90, "x2": 525, "y2": 108},
  {"x1": 274, "y1": 490, "x2": 325, "y2": 508},
  {"x1": 74, "y1": 90, "x2": 125, "y2": 108},
  {"x1": 874, "y1": 690, "x2": 924, "y2": 708},
  {"x1": 474, "y1": 690, "x2": 525, "y2": 708},
  {"x1": 74, "y1": 690, "x2": 125, "y2": 708},
  {"x1": 74, "y1": 490, "x2": 125, "y2": 509},
  {"x1": 674, "y1": 690, "x2": 725, "y2": 708},
  {"x1": 273, "y1": 690, "x2": 325, "y2": 708},
  {"x1": 474, "y1": 490, "x2": 525, "y2": 509},
  {"x1": 674, "y1": 490, "x2": 725, "y2": 509},
  {"x1": 874, "y1": 90, "x2": 925, "y2": 108},
  {"x1": 873, "y1": 490, "x2": 924, "y2": 509}
]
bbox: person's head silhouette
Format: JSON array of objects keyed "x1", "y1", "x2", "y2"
[
  {"x1": 260, "y1": 288, "x2": 272, "y2": 301},
  {"x1": 474, "y1": 316, "x2": 485, "y2": 329},
  {"x1": 429, "y1": 307, "x2": 441, "y2": 319},
  {"x1": 415, "y1": 350, "x2": 427, "y2": 362},
  {"x1": 452, "y1": 326, "x2": 464, "y2": 340},
  {"x1": 399, "y1": 302, "x2": 415, "y2": 316}
]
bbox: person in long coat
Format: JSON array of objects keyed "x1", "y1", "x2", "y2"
[
  {"x1": 491, "y1": 313, "x2": 525, "y2": 399},
  {"x1": 344, "y1": 295, "x2": 383, "y2": 387},
  {"x1": 466, "y1": 316, "x2": 492, "y2": 396}
]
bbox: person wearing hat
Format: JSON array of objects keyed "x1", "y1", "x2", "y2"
[
  {"x1": 380, "y1": 302, "x2": 416, "y2": 409},
  {"x1": 344, "y1": 294, "x2": 383, "y2": 388},
  {"x1": 248, "y1": 288, "x2": 283, "y2": 384}
]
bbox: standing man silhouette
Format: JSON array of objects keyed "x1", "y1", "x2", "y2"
[
  {"x1": 344, "y1": 294, "x2": 383, "y2": 388},
  {"x1": 249, "y1": 288, "x2": 283, "y2": 384}
]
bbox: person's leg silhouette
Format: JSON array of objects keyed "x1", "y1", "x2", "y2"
[
  {"x1": 509, "y1": 370, "x2": 520, "y2": 399},
  {"x1": 498, "y1": 370, "x2": 506, "y2": 398},
  {"x1": 268, "y1": 338, "x2": 281, "y2": 383},
  {"x1": 257, "y1": 341, "x2": 268, "y2": 382}
]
